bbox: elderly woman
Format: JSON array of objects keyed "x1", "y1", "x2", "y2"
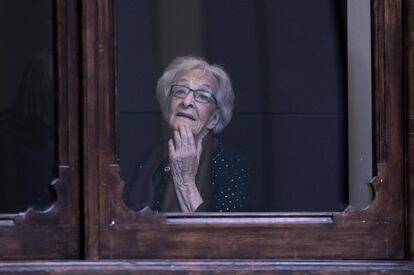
[{"x1": 124, "y1": 56, "x2": 250, "y2": 213}]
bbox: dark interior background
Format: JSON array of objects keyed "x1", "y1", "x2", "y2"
[
  {"x1": 118, "y1": 0, "x2": 348, "y2": 211},
  {"x1": 0, "y1": 0, "x2": 55, "y2": 213}
]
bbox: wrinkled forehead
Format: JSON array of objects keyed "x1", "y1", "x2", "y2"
[{"x1": 174, "y1": 68, "x2": 218, "y2": 92}]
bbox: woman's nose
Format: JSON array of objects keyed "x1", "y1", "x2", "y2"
[{"x1": 182, "y1": 91, "x2": 195, "y2": 107}]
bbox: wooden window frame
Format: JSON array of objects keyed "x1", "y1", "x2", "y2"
[
  {"x1": 2, "y1": 0, "x2": 414, "y2": 272},
  {"x1": 0, "y1": 0, "x2": 81, "y2": 260},
  {"x1": 80, "y1": 0, "x2": 414, "y2": 261}
]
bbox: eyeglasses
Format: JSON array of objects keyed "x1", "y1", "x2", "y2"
[{"x1": 170, "y1": 84, "x2": 217, "y2": 105}]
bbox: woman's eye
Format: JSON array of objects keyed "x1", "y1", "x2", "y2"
[
  {"x1": 198, "y1": 92, "x2": 211, "y2": 101},
  {"x1": 174, "y1": 88, "x2": 187, "y2": 96}
]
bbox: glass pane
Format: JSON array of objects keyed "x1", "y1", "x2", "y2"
[
  {"x1": 118, "y1": 0, "x2": 352, "y2": 212},
  {"x1": 0, "y1": 0, "x2": 55, "y2": 213}
]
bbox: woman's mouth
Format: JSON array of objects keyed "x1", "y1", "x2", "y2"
[{"x1": 176, "y1": 112, "x2": 196, "y2": 121}]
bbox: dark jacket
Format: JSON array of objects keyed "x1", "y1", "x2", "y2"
[{"x1": 123, "y1": 134, "x2": 251, "y2": 212}]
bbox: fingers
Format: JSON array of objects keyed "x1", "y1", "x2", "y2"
[
  {"x1": 169, "y1": 124, "x2": 202, "y2": 183},
  {"x1": 183, "y1": 124, "x2": 195, "y2": 149},
  {"x1": 178, "y1": 124, "x2": 187, "y2": 147},
  {"x1": 196, "y1": 136, "x2": 203, "y2": 158},
  {"x1": 196, "y1": 129, "x2": 207, "y2": 157},
  {"x1": 173, "y1": 128, "x2": 182, "y2": 151},
  {"x1": 168, "y1": 138, "x2": 175, "y2": 157},
  {"x1": 176, "y1": 124, "x2": 195, "y2": 153}
]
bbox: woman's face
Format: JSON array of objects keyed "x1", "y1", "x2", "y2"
[{"x1": 167, "y1": 70, "x2": 219, "y2": 139}]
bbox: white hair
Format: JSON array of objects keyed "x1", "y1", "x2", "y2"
[{"x1": 156, "y1": 56, "x2": 234, "y2": 133}]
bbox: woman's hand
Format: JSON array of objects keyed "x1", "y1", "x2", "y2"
[{"x1": 168, "y1": 124, "x2": 206, "y2": 212}]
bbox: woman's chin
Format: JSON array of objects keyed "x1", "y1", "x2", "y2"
[{"x1": 171, "y1": 118, "x2": 194, "y2": 129}]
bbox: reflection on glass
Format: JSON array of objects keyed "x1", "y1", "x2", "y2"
[
  {"x1": 119, "y1": 0, "x2": 349, "y2": 212},
  {"x1": 0, "y1": 0, "x2": 55, "y2": 213}
]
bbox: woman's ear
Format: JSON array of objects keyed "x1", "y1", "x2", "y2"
[{"x1": 207, "y1": 110, "x2": 220, "y2": 130}]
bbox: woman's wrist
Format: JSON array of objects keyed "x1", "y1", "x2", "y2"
[{"x1": 174, "y1": 179, "x2": 203, "y2": 212}]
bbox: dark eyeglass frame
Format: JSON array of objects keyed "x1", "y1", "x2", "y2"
[{"x1": 170, "y1": 84, "x2": 218, "y2": 105}]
